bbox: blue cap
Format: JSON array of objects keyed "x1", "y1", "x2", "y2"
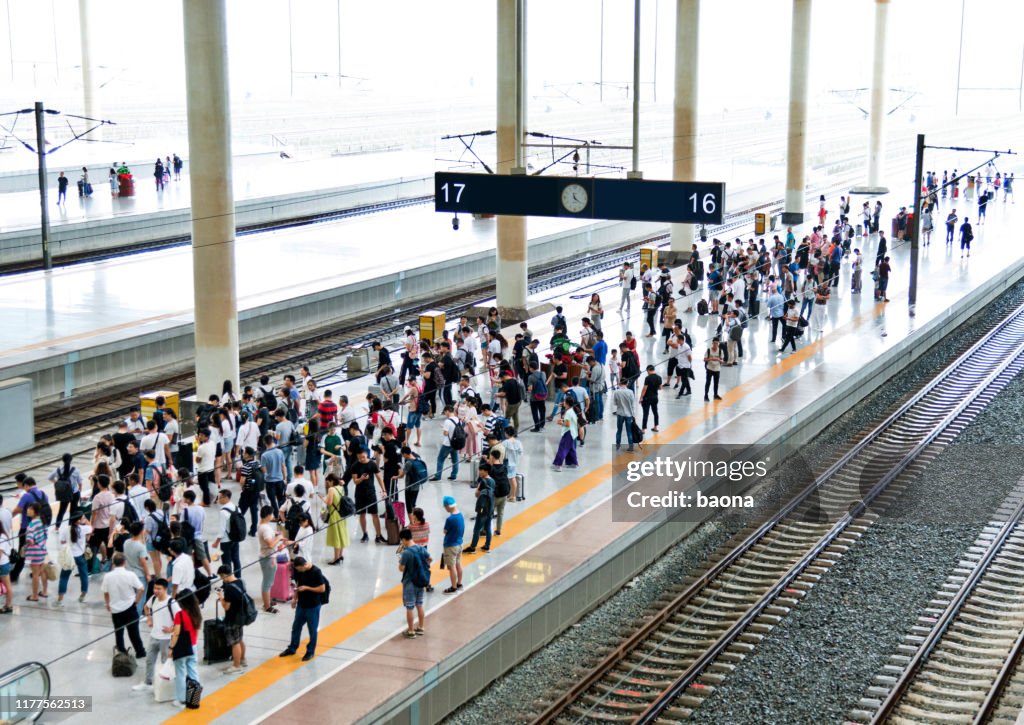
[{"x1": 442, "y1": 496, "x2": 456, "y2": 507}]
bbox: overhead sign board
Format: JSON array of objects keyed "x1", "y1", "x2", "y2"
[{"x1": 434, "y1": 171, "x2": 726, "y2": 225}]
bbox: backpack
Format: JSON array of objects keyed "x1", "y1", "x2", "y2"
[
  {"x1": 243, "y1": 466, "x2": 265, "y2": 494},
  {"x1": 288, "y1": 425, "x2": 303, "y2": 449},
  {"x1": 227, "y1": 507, "x2": 247, "y2": 543},
  {"x1": 261, "y1": 388, "x2": 277, "y2": 411},
  {"x1": 149, "y1": 512, "x2": 172, "y2": 554},
  {"x1": 489, "y1": 416, "x2": 508, "y2": 441},
  {"x1": 729, "y1": 323, "x2": 743, "y2": 341},
  {"x1": 31, "y1": 489, "x2": 52, "y2": 527},
  {"x1": 552, "y1": 314, "x2": 567, "y2": 332},
  {"x1": 697, "y1": 299, "x2": 709, "y2": 316},
  {"x1": 337, "y1": 495, "x2": 356, "y2": 518},
  {"x1": 448, "y1": 420, "x2": 467, "y2": 451},
  {"x1": 629, "y1": 276, "x2": 637, "y2": 290},
  {"x1": 54, "y1": 467, "x2": 74, "y2": 503},
  {"x1": 151, "y1": 464, "x2": 172, "y2": 502},
  {"x1": 229, "y1": 581, "x2": 258, "y2": 626},
  {"x1": 463, "y1": 348, "x2": 477, "y2": 373},
  {"x1": 320, "y1": 574, "x2": 331, "y2": 605},
  {"x1": 407, "y1": 458, "x2": 429, "y2": 490},
  {"x1": 476, "y1": 480, "x2": 495, "y2": 514},
  {"x1": 119, "y1": 495, "x2": 139, "y2": 525},
  {"x1": 529, "y1": 372, "x2": 548, "y2": 401},
  {"x1": 409, "y1": 546, "x2": 431, "y2": 588},
  {"x1": 194, "y1": 571, "x2": 211, "y2": 605},
  {"x1": 180, "y1": 510, "x2": 197, "y2": 543},
  {"x1": 285, "y1": 498, "x2": 306, "y2": 535}
]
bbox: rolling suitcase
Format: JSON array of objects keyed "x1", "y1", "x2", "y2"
[
  {"x1": 517, "y1": 473, "x2": 526, "y2": 501},
  {"x1": 203, "y1": 602, "x2": 232, "y2": 664},
  {"x1": 383, "y1": 499, "x2": 401, "y2": 545},
  {"x1": 271, "y1": 554, "x2": 294, "y2": 603}
]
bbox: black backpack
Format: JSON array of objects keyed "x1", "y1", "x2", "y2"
[
  {"x1": 227, "y1": 507, "x2": 247, "y2": 543},
  {"x1": 119, "y1": 496, "x2": 139, "y2": 525},
  {"x1": 31, "y1": 489, "x2": 52, "y2": 527},
  {"x1": 149, "y1": 512, "x2": 172, "y2": 554},
  {"x1": 226, "y1": 581, "x2": 258, "y2": 626},
  {"x1": 337, "y1": 495, "x2": 356, "y2": 518},
  {"x1": 319, "y1": 572, "x2": 331, "y2": 605},
  {"x1": 243, "y1": 466, "x2": 265, "y2": 494},
  {"x1": 180, "y1": 510, "x2": 197, "y2": 543},
  {"x1": 285, "y1": 498, "x2": 305, "y2": 536},
  {"x1": 476, "y1": 480, "x2": 495, "y2": 514},
  {"x1": 407, "y1": 458, "x2": 429, "y2": 490},
  {"x1": 448, "y1": 420, "x2": 467, "y2": 451},
  {"x1": 629, "y1": 276, "x2": 637, "y2": 290},
  {"x1": 54, "y1": 468, "x2": 74, "y2": 503}
]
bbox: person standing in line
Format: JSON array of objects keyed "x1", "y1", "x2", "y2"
[
  {"x1": 56, "y1": 171, "x2": 68, "y2": 205},
  {"x1": 278, "y1": 557, "x2": 327, "y2": 661},
  {"x1": 257, "y1": 506, "x2": 282, "y2": 613},
  {"x1": 55, "y1": 512, "x2": 91, "y2": 606},
  {"x1": 194, "y1": 428, "x2": 216, "y2": 506},
  {"x1": 214, "y1": 490, "x2": 242, "y2": 578},
  {"x1": 672, "y1": 328, "x2": 693, "y2": 398},
  {"x1": 260, "y1": 434, "x2": 286, "y2": 516},
  {"x1": 173, "y1": 153, "x2": 183, "y2": 181},
  {"x1": 216, "y1": 565, "x2": 250, "y2": 674},
  {"x1": 780, "y1": 300, "x2": 801, "y2": 354},
  {"x1": 978, "y1": 187, "x2": 989, "y2": 224},
  {"x1": 812, "y1": 280, "x2": 830, "y2": 333},
  {"x1": 704, "y1": 339, "x2": 724, "y2": 402},
  {"x1": 851, "y1": 249, "x2": 863, "y2": 294},
  {"x1": 877, "y1": 256, "x2": 892, "y2": 301},
  {"x1": 874, "y1": 231, "x2": 888, "y2": 269},
  {"x1": 441, "y1": 496, "x2": 464, "y2": 594},
  {"x1": 103, "y1": 552, "x2": 147, "y2": 659},
  {"x1": 133, "y1": 578, "x2": 178, "y2": 692},
  {"x1": 169, "y1": 590, "x2": 202, "y2": 709},
  {"x1": 610, "y1": 379, "x2": 636, "y2": 452},
  {"x1": 766, "y1": 287, "x2": 786, "y2": 345},
  {"x1": 872, "y1": 200, "x2": 882, "y2": 233},
  {"x1": 49, "y1": 452, "x2": 81, "y2": 528},
  {"x1": 639, "y1": 365, "x2": 662, "y2": 433},
  {"x1": 463, "y1": 464, "x2": 495, "y2": 553},
  {"x1": 551, "y1": 399, "x2": 579, "y2": 471},
  {"x1": 960, "y1": 217, "x2": 974, "y2": 258},
  {"x1": 397, "y1": 529, "x2": 432, "y2": 638}
]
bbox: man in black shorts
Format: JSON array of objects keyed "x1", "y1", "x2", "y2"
[
  {"x1": 349, "y1": 449, "x2": 386, "y2": 544},
  {"x1": 216, "y1": 565, "x2": 248, "y2": 674}
]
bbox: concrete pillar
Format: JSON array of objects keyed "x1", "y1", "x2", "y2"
[
  {"x1": 495, "y1": 0, "x2": 528, "y2": 316},
  {"x1": 781, "y1": 0, "x2": 812, "y2": 226},
  {"x1": 865, "y1": 0, "x2": 889, "y2": 192},
  {"x1": 183, "y1": 0, "x2": 239, "y2": 398},
  {"x1": 669, "y1": 0, "x2": 700, "y2": 252},
  {"x1": 77, "y1": 0, "x2": 101, "y2": 138}
]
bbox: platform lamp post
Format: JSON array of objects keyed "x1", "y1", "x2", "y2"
[{"x1": 0, "y1": 104, "x2": 114, "y2": 271}]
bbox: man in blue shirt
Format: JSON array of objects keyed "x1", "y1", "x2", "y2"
[
  {"x1": 260, "y1": 434, "x2": 286, "y2": 516},
  {"x1": 441, "y1": 496, "x2": 464, "y2": 594},
  {"x1": 591, "y1": 330, "x2": 608, "y2": 366},
  {"x1": 766, "y1": 289, "x2": 786, "y2": 343}
]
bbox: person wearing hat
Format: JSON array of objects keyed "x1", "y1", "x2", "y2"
[{"x1": 441, "y1": 496, "x2": 464, "y2": 594}]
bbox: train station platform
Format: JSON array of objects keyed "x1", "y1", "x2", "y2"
[
  {"x1": 3, "y1": 195, "x2": 1021, "y2": 724},
  {"x1": 0, "y1": 149, "x2": 434, "y2": 268}
]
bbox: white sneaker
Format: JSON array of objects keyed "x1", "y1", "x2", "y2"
[
  {"x1": 222, "y1": 665, "x2": 243, "y2": 674},
  {"x1": 132, "y1": 683, "x2": 153, "y2": 692}
]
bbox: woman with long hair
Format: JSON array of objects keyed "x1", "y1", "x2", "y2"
[
  {"x1": 587, "y1": 293, "x2": 604, "y2": 331},
  {"x1": 170, "y1": 589, "x2": 203, "y2": 708},
  {"x1": 56, "y1": 511, "x2": 92, "y2": 605},
  {"x1": 323, "y1": 474, "x2": 349, "y2": 565}
]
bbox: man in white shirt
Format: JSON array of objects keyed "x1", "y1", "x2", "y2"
[
  {"x1": 128, "y1": 476, "x2": 149, "y2": 521},
  {"x1": 194, "y1": 428, "x2": 217, "y2": 506},
  {"x1": 133, "y1": 578, "x2": 179, "y2": 691},
  {"x1": 618, "y1": 262, "x2": 635, "y2": 314},
  {"x1": 336, "y1": 395, "x2": 355, "y2": 431},
  {"x1": 399, "y1": 328, "x2": 420, "y2": 385},
  {"x1": 140, "y1": 420, "x2": 171, "y2": 468},
  {"x1": 168, "y1": 540, "x2": 195, "y2": 597},
  {"x1": 429, "y1": 405, "x2": 461, "y2": 482},
  {"x1": 162, "y1": 410, "x2": 180, "y2": 460},
  {"x1": 102, "y1": 552, "x2": 146, "y2": 658},
  {"x1": 125, "y1": 407, "x2": 147, "y2": 442},
  {"x1": 213, "y1": 490, "x2": 242, "y2": 578}
]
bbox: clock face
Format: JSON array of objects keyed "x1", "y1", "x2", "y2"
[{"x1": 561, "y1": 183, "x2": 588, "y2": 214}]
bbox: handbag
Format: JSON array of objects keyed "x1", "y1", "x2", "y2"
[
  {"x1": 58, "y1": 543, "x2": 74, "y2": 571},
  {"x1": 44, "y1": 561, "x2": 58, "y2": 582}
]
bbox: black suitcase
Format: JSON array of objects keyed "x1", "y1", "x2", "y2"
[{"x1": 203, "y1": 606, "x2": 232, "y2": 664}]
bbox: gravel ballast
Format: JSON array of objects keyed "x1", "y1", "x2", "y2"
[{"x1": 444, "y1": 282, "x2": 1024, "y2": 725}]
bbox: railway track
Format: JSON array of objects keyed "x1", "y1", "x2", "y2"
[
  {"x1": 530, "y1": 298, "x2": 1024, "y2": 725},
  {"x1": 851, "y1": 485, "x2": 1024, "y2": 724}
]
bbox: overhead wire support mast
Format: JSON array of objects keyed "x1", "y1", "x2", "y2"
[
  {"x1": 0, "y1": 104, "x2": 115, "y2": 270},
  {"x1": 908, "y1": 137, "x2": 1016, "y2": 312}
]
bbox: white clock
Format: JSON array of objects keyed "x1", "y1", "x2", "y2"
[{"x1": 561, "y1": 183, "x2": 588, "y2": 213}]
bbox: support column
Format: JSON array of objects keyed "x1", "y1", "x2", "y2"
[
  {"x1": 77, "y1": 0, "x2": 101, "y2": 138},
  {"x1": 864, "y1": 0, "x2": 889, "y2": 192},
  {"x1": 495, "y1": 0, "x2": 528, "y2": 318},
  {"x1": 669, "y1": 0, "x2": 700, "y2": 252},
  {"x1": 183, "y1": 0, "x2": 239, "y2": 398},
  {"x1": 781, "y1": 0, "x2": 812, "y2": 226}
]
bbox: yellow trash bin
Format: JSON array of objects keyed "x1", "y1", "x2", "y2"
[
  {"x1": 140, "y1": 390, "x2": 179, "y2": 423},
  {"x1": 419, "y1": 310, "x2": 446, "y2": 344}
]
